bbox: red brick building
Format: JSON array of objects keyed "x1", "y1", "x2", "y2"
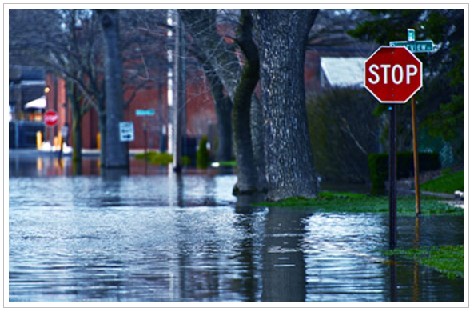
[
  {"x1": 37, "y1": 35, "x2": 374, "y2": 152},
  {"x1": 44, "y1": 61, "x2": 217, "y2": 151}
]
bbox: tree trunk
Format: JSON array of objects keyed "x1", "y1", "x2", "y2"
[
  {"x1": 204, "y1": 66, "x2": 234, "y2": 161},
  {"x1": 253, "y1": 10, "x2": 319, "y2": 201},
  {"x1": 98, "y1": 9, "x2": 128, "y2": 168},
  {"x1": 98, "y1": 111, "x2": 106, "y2": 166},
  {"x1": 233, "y1": 10, "x2": 260, "y2": 194},
  {"x1": 71, "y1": 85, "x2": 82, "y2": 164}
]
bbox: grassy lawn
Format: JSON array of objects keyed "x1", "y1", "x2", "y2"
[
  {"x1": 135, "y1": 151, "x2": 190, "y2": 166},
  {"x1": 421, "y1": 170, "x2": 464, "y2": 194},
  {"x1": 216, "y1": 161, "x2": 237, "y2": 167},
  {"x1": 255, "y1": 173, "x2": 464, "y2": 280},
  {"x1": 256, "y1": 191, "x2": 463, "y2": 216},
  {"x1": 258, "y1": 191, "x2": 463, "y2": 278},
  {"x1": 385, "y1": 245, "x2": 464, "y2": 279},
  {"x1": 135, "y1": 151, "x2": 172, "y2": 165}
]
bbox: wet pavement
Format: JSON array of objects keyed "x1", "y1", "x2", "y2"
[{"x1": 8, "y1": 154, "x2": 464, "y2": 302}]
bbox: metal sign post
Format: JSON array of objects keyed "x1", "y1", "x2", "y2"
[
  {"x1": 388, "y1": 105, "x2": 397, "y2": 249},
  {"x1": 135, "y1": 109, "x2": 156, "y2": 171},
  {"x1": 365, "y1": 44, "x2": 424, "y2": 249},
  {"x1": 44, "y1": 109, "x2": 59, "y2": 153}
]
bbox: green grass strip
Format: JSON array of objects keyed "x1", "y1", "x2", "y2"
[
  {"x1": 385, "y1": 245, "x2": 464, "y2": 279},
  {"x1": 421, "y1": 170, "x2": 464, "y2": 194},
  {"x1": 217, "y1": 161, "x2": 237, "y2": 167},
  {"x1": 255, "y1": 191, "x2": 463, "y2": 216},
  {"x1": 135, "y1": 151, "x2": 190, "y2": 166}
]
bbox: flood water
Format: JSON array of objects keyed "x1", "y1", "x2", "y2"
[{"x1": 8, "y1": 155, "x2": 464, "y2": 302}]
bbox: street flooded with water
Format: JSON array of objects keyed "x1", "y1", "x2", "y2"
[{"x1": 8, "y1": 155, "x2": 464, "y2": 302}]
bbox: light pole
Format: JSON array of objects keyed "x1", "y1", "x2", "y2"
[{"x1": 168, "y1": 10, "x2": 186, "y2": 173}]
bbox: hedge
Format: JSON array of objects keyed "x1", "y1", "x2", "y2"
[
  {"x1": 368, "y1": 152, "x2": 440, "y2": 195},
  {"x1": 197, "y1": 136, "x2": 210, "y2": 169}
]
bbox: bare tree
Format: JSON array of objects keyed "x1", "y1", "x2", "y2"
[
  {"x1": 179, "y1": 9, "x2": 239, "y2": 162},
  {"x1": 10, "y1": 9, "x2": 99, "y2": 163},
  {"x1": 180, "y1": 9, "x2": 267, "y2": 193}
]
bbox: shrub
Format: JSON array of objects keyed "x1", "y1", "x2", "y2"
[
  {"x1": 197, "y1": 136, "x2": 210, "y2": 169},
  {"x1": 306, "y1": 88, "x2": 380, "y2": 183},
  {"x1": 368, "y1": 152, "x2": 441, "y2": 195},
  {"x1": 368, "y1": 154, "x2": 388, "y2": 195}
]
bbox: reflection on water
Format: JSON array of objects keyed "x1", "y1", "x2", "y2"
[{"x1": 8, "y1": 156, "x2": 464, "y2": 302}]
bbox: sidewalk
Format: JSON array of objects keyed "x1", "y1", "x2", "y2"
[{"x1": 399, "y1": 188, "x2": 464, "y2": 209}]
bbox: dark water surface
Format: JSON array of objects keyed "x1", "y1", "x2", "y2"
[{"x1": 8, "y1": 156, "x2": 464, "y2": 302}]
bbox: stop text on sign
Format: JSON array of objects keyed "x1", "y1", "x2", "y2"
[
  {"x1": 364, "y1": 46, "x2": 423, "y2": 103},
  {"x1": 367, "y1": 64, "x2": 418, "y2": 85},
  {"x1": 44, "y1": 109, "x2": 59, "y2": 127}
]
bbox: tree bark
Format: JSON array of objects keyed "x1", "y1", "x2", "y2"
[
  {"x1": 203, "y1": 65, "x2": 234, "y2": 161},
  {"x1": 98, "y1": 9, "x2": 128, "y2": 168},
  {"x1": 233, "y1": 10, "x2": 260, "y2": 194},
  {"x1": 250, "y1": 95, "x2": 267, "y2": 190},
  {"x1": 253, "y1": 10, "x2": 319, "y2": 201}
]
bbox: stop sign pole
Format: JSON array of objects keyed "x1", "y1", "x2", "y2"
[
  {"x1": 388, "y1": 105, "x2": 397, "y2": 249},
  {"x1": 365, "y1": 46, "x2": 423, "y2": 249}
]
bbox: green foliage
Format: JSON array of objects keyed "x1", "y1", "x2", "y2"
[
  {"x1": 306, "y1": 88, "x2": 380, "y2": 183},
  {"x1": 368, "y1": 154, "x2": 388, "y2": 195},
  {"x1": 255, "y1": 192, "x2": 463, "y2": 216},
  {"x1": 197, "y1": 136, "x2": 210, "y2": 169},
  {"x1": 385, "y1": 245, "x2": 464, "y2": 279},
  {"x1": 368, "y1": 152, "x2": 440, "y2": 195},
  {"x1": 348, "y1": 9, "x2": 424, "y2": 45},
  {"x1": 421, "y1": 170, "x2": 464, "y2": 194}
]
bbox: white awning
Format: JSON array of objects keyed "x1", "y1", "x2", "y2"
[{"x1": 24, "y1": 96, "x2": 46, "y2": 109}]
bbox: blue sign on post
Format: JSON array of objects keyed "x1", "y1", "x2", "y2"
[
  {"x1": 390, "y1": 28, "x2": 437, "y2": 54},
  {"x1": 407, "y1": 28, "x2": 416, "y2": 42},
  {"x1": 135, "y1": 109, "x2": 156, "y2": 116},
  {"x1": 389, "y1": 40, "x2": 435, "y2": 53}
]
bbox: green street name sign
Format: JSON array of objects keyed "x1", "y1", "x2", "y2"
[
  {"x1": 135, "y1": 109, "x2": 156, "y2": 116},
  {"x1": 389, "y1": 40, "x2": 435, "y2": 53}
]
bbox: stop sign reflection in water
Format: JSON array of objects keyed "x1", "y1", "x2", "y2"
[{"x1": 364, "y1": 46, "x2": 423, "y2": 103}]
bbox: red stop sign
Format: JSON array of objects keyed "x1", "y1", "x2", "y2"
[
  {"x1": 44, "y1": 109, "x2": 59, "y2": 127},
  {"x1": 365, "y1": 46, "x2": 423, "y2": 103}
]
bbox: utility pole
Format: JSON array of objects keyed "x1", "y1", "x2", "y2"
[
  {"x1": 167, "y1": 10, "x2": 174, "y2": 157},
  {"x1": 172, "y1": 11, "x2": 186, "y2": 173}
]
